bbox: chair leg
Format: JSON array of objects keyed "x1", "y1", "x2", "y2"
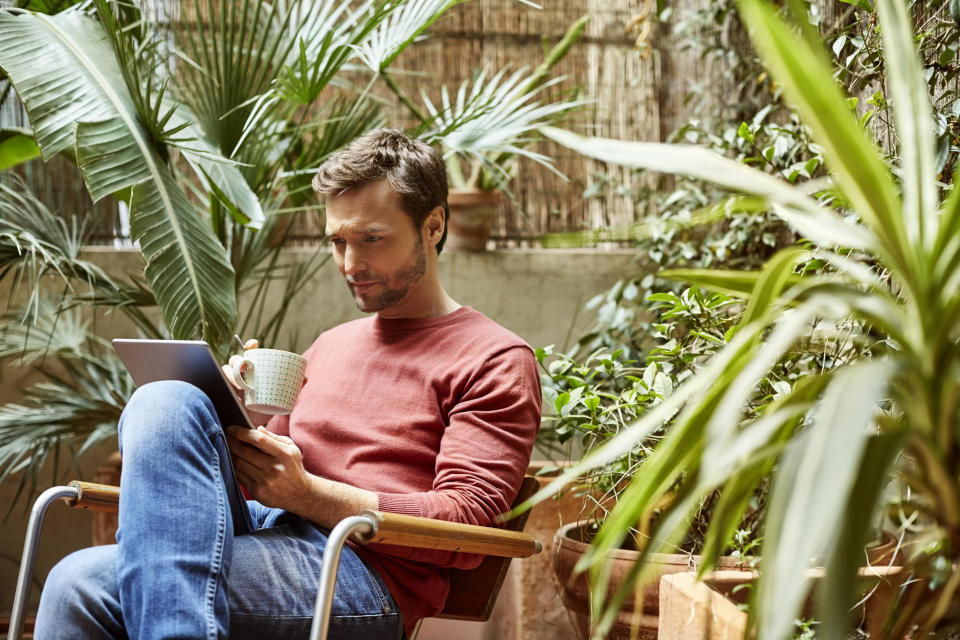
[
  {"x1": 308, "y1": 514, "x2": 378, "y2": 640},
  {"x1": 8, "y1": 485, "x2": 79, "y2": 640}
]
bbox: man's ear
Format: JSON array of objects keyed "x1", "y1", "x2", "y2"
[{"x1": 424, "y1": 206, "x2": 445, "y2": 245}]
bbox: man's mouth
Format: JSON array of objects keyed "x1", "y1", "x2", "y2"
[{"x1": 349, "y1": 281, "x2": 378, "y2": 293}]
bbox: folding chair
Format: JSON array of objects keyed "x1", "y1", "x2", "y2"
[{"x1": 9, "y1": 476, "x2": 541, "y2": 640}]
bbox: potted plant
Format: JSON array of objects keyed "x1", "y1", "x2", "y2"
[
  {"x1": 387, "y1": 14, "x2": 590, "y2": 250},
  {"x1": 537, "y1": 286, "x2": 771, "y2": 639},
  {"x1": 0, "y1": 0, "x2": 505, "y2": 509},
  {"x1": 533, "y1": 0, "x2": 959, "y2": 636}
]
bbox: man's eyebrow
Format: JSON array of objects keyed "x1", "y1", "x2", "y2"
[{"x1": 326, "y1": 224, "x2": 390, "y2": 235}]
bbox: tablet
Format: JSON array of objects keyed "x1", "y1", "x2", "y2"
[{"x1": 113, "y1": 339, "x2": 254, "y2": 429}]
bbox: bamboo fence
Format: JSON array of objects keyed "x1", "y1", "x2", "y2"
[{"x1": 0, "y1": 0, "x2": 722, "y2": 247}]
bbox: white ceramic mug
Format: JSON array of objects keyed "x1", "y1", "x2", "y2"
[{"x1": 232, "y1": 348, "x2": 307, "y2": 415}]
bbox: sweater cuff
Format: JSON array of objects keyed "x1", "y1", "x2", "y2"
[{"x1": 376, "y1": 493, "x2": 422, "y2": 518}]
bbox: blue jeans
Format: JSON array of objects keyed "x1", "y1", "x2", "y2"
[{"x1": 34, "y1": 381, "x2": 403, "y2": 640}]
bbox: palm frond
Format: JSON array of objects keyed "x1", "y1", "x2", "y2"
[
  {"x1": 0, "y1": 306, "x2": 132, "y2": 509},
  {"x1": 425, "y1": 68, "x2": 589, "y2": 187},
  {"x1": 353, "y1": 0, "x2": 461, "y2": 72}
]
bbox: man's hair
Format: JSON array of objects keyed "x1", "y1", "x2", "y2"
[{"x1": 312, "y1": 129, "x2": 449, "y2": 254}]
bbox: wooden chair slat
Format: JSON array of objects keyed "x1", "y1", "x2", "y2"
[
  {"x1": 363, "y1": 510, "x2": 539, "y2": 558},
  {"x1": 67, "y1": 481, "x2": 120, "y2": 513}
]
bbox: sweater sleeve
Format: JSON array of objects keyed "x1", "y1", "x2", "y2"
[{"x1": 371, "y1": 345, "x2": 541, "y2": 568}]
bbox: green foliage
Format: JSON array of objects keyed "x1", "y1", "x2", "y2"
[
  {"x1": 532, "y1": 0, "x2": 960, "y2": 637},
  {"x1": 0, "y1": 128, "x2": 41, "y2": 170},
  {"x1": 406, "y1": 13, "x2": 589, "y2": 197},
  {"x1": 0, "y1": 0, "x2": 495, "y2": 508}
]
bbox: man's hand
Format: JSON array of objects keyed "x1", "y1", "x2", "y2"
[
  {"x1": 222, "y1": 338, "x2": 259, "y2": 391},
  {"x1": 225, "y1": 424, "x2": 378, "y2": 527},
  {"x1": 226, "y1": 424, "x2": 312, "y2": 511}
]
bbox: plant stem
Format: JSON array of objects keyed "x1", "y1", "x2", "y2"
[
  {"x1": 485, "y1": 13, "x2": 589, "y2": 172},
  {"x1": 381, "y1": 70, "x2": 429, "y2": 124},
  {"x1": 521, "y1": 13, "x2": 589, "y2": 97},
  {"x1": 910, "y1": 432, "x2": 960, "y2": 529}
]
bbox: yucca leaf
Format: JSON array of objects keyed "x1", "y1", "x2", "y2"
[
  {"x1": 660, "y1": 268, "x2": 779, "y2": 299},
  {"x1": 702, "y1": 297, "x2": 829, "y2": 479},
  {"x1": 698, "y1": 373, "x2": 832, "y2": 571},
  {"x1": 737, "y1": 247, "x2": 809, "y2": 332},
  {"x1": 875, "y1": 0, "x2": 937, "y2": 255},
  {"x1": 541, "y1": 126, "x2": 875, "y2": 252},
  {"x1": 818, "y1": 430, "x2": 904, "y2": 640},
  {"x1": 756, "y1": 358, "x2": 896, "y2": 640},
  {"x1": 515, "y1": 318, "x2": 769, "y2": 517},
  {"x1": 735, "y1": 0, "x2": 910, "y2": 282},
  {"x1": 701, "y1": 372, "x2": 830, "y2": 490}
]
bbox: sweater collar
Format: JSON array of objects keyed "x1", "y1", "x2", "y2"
[{"x1": 372, "y1": 306, "x2": 473, "y2": 332}]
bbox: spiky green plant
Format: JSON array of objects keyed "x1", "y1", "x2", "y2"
[{"x1": 529, "y1": 0, "x2": 960, "y2": 637}]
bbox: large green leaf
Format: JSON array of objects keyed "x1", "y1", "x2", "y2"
[
  {"x1": 0, "y1": 127, "x2": 41, "y2": 169},
  {"x1": 0, "y1": 9, "x2": 237, "y2": 345},
  {"x1": 756, "y1": 359, "x2": 895, "y2": 640},
  {"x1": 735, "y1": 0, "x2": 912, "y2": 287},
  {"x1": 541, "y1": 126, "x2": 875, "y2": 252},
  {"x1": 875, "y1": 0, "x2": 937, "y2": 255}
]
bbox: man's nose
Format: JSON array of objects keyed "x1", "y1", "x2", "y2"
[{"x1": 342, "y1": 245, "x2": 364, "y2": 276}]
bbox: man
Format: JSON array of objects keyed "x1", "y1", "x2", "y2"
[{"x1": 34, "y1": 129, "x2": 541, "y2": 639}]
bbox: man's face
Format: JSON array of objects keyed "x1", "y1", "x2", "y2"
[{"x1": 324, "y1": 180, "x2": 429, "y2": 316}]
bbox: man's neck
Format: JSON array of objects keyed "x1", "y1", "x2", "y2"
[{"x1": 377, "y1": 276, "x2": 460, "y2": 320}]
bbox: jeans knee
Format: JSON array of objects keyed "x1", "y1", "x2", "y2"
[
  {"x1": 127, "y1": 380, "x2": 209, "y2": 414},
  {"x1": 38, "y1": 546, "x2": 119, "y2": 629},
  {"x1": 120, "y1": 381, "x2": 218, "y2": 451}
]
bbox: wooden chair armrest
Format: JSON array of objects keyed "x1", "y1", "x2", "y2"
[
  {"x1": 359, "y1": 510, "x2": 541, "y2": 558},
  {"x1": 58, "y1": 484, "x2": 542, "y2": 560},
  {"x1": 67, "y1": 480, "x2": 120, "y2": 513}
]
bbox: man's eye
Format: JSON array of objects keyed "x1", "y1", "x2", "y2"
[
  {"x1": 329, "y1": 238, "x2": 345, "y2": 246},
  {"x1": 365, "y1": 236, "x2": 381, "y2": 243}
]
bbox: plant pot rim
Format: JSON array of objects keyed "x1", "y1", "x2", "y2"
[
  {"x1": 447, "y1": 188, "x2": 502, "y2": 207},
  {"x1": 554, "y1": 520, "x2": 739, "y2": 567}
]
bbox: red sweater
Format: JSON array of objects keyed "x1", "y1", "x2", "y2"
[{"x1": 267, "y1": 307, "x2": 541, "y2": 632}]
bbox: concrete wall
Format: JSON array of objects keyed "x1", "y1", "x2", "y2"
[{"x1": 0, "y1": 247, "x2": 645, "y2": 623}]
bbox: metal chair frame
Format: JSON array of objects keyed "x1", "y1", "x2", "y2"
[{"x1": 9, "y1": 479, "x2": 541, "y2": 640}]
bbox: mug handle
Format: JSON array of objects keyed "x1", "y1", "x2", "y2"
[{"x1": 232, "y1": 358, "x2": 256, "y2": 393}]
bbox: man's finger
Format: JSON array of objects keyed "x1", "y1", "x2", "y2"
[
  {"x1": 244, "y1": 339, "x2": 259, "y2": 350},
  {"x1": 233, "y1": 458, "x2": 260, "y2": 486},
  {"x1": 224, "y1": 355, "x2": 251, "y2": 389},
  {"x1": 257, "y1": 427, "x2": 294, "y2": 446},
  {"x1": 227, "y1": 434, "x2": 274, "y2": 469}
]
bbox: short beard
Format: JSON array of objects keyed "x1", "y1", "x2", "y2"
[{"x1": 354, "y1": 235, "x2": 427, "y2": 313}]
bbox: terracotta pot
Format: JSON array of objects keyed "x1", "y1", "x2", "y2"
[
  {"x1": 865, "y1": 529, "x2": 901, "y2": 566},
  {"x1": 446, "y1": 189, "x2": 500, "y2": 251},
  {"x1": 551, "y1": 521, "x2": 752, "y2": 640}
]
